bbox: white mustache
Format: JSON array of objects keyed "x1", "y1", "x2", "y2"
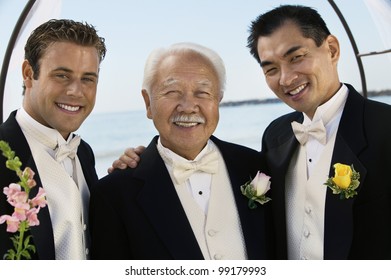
[{"x1": 171, "y1": 114, "x2": 205, "y2": 124}]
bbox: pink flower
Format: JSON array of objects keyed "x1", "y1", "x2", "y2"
[
  {"x1": 13, "y1": 203, "x2": 30, "y2": 221},
  {"x1": 26, "y1": 208, "x2": 40, "y2": 226},
  {"x1": 7, "y1": 190, "x2": 28, "y2": 207},
  {"x1": 3, "y1": 183, "x2": 22, "y2": 197},
  {"x1": 0, "y1": 140, "x2": 47, "y2": 259},
  {"x1": 0, "y1": 215, "x2": 20, "y2": 233},
  {"x1": 250, "y1": 171, "x2": 271, "y2": 196},
  {"x1": 4, "y1": 183, "x2": 28, "y2": 207},
  {"x1": 241, "y1": 170, "x2": 272, "y2": 209},
  {"x1": 30, "y1": 188, "x2": 47, "y2": 208},
  {"x1": 22, "y1": 167, "x2": 37, "y2": 189}
]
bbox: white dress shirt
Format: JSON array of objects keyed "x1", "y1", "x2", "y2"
[
  {"x1": 303, "y1": 84, "x2": 348, "y2": 178},
  {"x1": 157, "y1": 138, "x2": 213, "y2": 214},
  {"x1": 156, "y1": 138, "x2": 247, "y2": 260}
]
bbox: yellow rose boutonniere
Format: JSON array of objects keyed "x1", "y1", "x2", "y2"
[{"x1": 324, "y1": 163, "x2": 360, "y2": 199}]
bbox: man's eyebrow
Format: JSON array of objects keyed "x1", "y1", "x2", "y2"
[
  {"x1": 52, "y1": 67, "x2": 98, "y2": 77},
  {"x1": 283, "y1": 45, "x2": 302, "y2": 58},
  {"x1": 260, "y1": 60, "x2": 272, "y2": 68},
  {"x1": 162, "y1": 78, "x2": 178, "y2": 87},
  {"x1": 84, "y1": 72, "x2": 99, "y2": 78},
  {"x1": 52, "y1": 67, "x2": 72, "y2": 73},
  {"x1": 260, "y1": 45, "x2": 302, "y2": 68},
  {"x1": 196, "y1": 79, "x2": 213, "y2": 87}
]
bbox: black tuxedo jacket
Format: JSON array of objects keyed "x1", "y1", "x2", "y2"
[
  {"x1": 262, "y1": 84, "x2": 391, "y2": 259},
  {"x1": 0, "y1": 110, "x2": 98, "y2": 259},
  {"x1": 89, "y1": 135, "x2": 273, "y2": 260}
]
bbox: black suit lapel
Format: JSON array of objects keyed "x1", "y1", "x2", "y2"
[
  {"x1": 76, "y1": 139, "x2": 98, "y2": 189},
  {"x1": 324, "y1": 86, "x2": 367, "y2": 259},
  {"x1": 1, "y1": 111, "x2": 55, "y2": 259},
  {"x1": 134, "y1": 137, "x2": 203, "y2": 260}
]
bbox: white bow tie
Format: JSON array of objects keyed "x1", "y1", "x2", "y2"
[
  {"x1": 291, "y1": 119, "x2": 327, "y2": 145},
  {"x1": 55, "y1": 135, "x2": 81, "y2": 162},
  {"x1": 172, "y1": 151, "x2": 219, "y2": 185}
]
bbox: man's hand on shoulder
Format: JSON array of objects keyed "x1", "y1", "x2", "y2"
[{"x1": 107, "y1": 145, "x2": 146, "y2": 173}]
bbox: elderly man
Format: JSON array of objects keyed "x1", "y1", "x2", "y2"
[{"x1": 89, "y1": 42, "x2": 272, "y2": 260}]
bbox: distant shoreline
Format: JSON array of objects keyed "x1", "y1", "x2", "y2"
[{"x1": 220, "y1": 89, "x2": 391, "y2": 107}]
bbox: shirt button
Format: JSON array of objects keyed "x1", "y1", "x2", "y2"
[
  {"x1": 214, "y1": 254, "x2": 222, "y2": 260},
  {"x1": 303, "y1": 229, "x2": 310, "y2": 238},
  {"x1": 305, "y1": 206, "x2": 312, "y2": 214},
  {"x1": 208, "y1": 229, "x2": 217, "y2": 237},
  {"x1": 83, "y1": 224, "x2": 87, "y2": 231},
  {"x1": 85, "y1": 248, "x2": 89, "y2": 255}
]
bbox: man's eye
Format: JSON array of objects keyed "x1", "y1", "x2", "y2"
[
  {"x1": 291, "y1": 54, "x2": 304, "y2": 62},
  {"x1": 56, "y1": 74, "x2": 68, "y2": 79},
  {"x1": 264, "y1": 68, "x2": 277, "y2": 76},
  {"x1": 163, "y1": 90, "x2": 180, "y2": 96},
  {"x1": 82, "y1": 77, "x2": 97, "y2": 83},
  {"x1": 196, "y1": 91, "x2": 210, "y2": 97}
]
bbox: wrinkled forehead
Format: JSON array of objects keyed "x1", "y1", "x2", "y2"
[
  {"x1": 159, "y1": 51, "x2": 215, "y2": 70},
  {"x1": 160, "y1": 76, "x2": 214, "y2": 88},
  {"x1": 156, "y1": 52, "x2": 218, "y2": 82}
]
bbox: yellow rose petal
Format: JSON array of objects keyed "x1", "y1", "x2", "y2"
[{"x1": 332, "y1": 176, "x2": 351, "y2": 189}]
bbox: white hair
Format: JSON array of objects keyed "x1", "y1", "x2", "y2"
[{"x1": 142, "y1": 42, "x2": 226, "y2": 99}]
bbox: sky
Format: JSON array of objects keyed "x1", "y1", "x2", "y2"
[{"x1": 1, "y1": 0, "x2": 391, "y2": 119}]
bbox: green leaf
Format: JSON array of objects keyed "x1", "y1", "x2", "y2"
[
  {"x1": 21, "y1": 249, "x2": 31, "y2": 259},
  {"x1": 4, "y1": 249, "x2": 16, "y2": 260},
  {"x1": 10, "y1": 236, "x2": 19, "y2": 248},
  {"x1": 24, "y1": 235, "x2": 32, "y2": 246}
]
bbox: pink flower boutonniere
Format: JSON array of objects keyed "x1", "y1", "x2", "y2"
[
  {"x1": 0, "y1": 140, "x2": 47, "y2": 260},
  {"x1": 324, "y1": 163, "x2": 360, "y2": 199},
  {"x1": 240, "y1": 171, "x2": 271, "y2": 209}
]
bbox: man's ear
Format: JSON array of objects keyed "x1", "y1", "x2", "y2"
[
  {"x1": 22, "y1": 60, "x2": 34, "y2": 89},
  {"x1": 327, "y1": 35, "x2": 340, "y2": 63},
  {"x1": 141, "y1": 89, "x2": 152, "y2": 119}
]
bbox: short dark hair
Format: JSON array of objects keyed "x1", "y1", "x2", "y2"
[
  {"x1": 247, "y1": 5, "x2": 331, "y2": 64},
  {"x1": 24, "y1": 19, "x2": 106, "y2": 81}
]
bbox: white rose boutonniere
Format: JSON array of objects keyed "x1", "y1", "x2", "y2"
[{"x1": 240, "y1": 171, "x2": 271, "y2": 209}]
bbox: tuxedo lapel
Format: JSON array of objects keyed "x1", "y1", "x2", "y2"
[
  {"x1": 134, "y1": 137, "x2": 203, "y2": 259},
  {"x1": 324, "y1": 86, "x2": 367, "y2": 259},
  {"x1": 76, "y1": 140, "x2": 98, "y2": 189}
]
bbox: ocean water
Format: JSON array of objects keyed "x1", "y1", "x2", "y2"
[{"x1": 76, "y1": 96, "x2": 391, "y2": 178}]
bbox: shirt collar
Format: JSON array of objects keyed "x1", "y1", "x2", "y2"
[
  {"x1": 303, "y1": 83, "x2": 348, "y2": 126},
  {"x1": 16, "y1": 107, "x2": 74, "y2": 149},
  {"x1": 157, "y1": 137, "x2": 216, "y2": 165}
]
